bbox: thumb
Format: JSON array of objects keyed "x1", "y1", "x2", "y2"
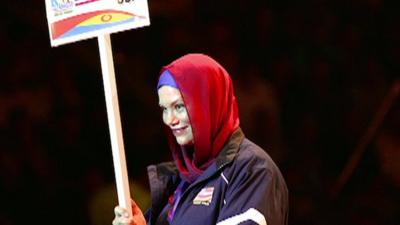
[{"x1": 130, "y1": 199, "x2": 141, "y2": 214}]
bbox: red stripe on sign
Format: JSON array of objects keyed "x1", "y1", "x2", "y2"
[{"x1": 75, "y1": 0, "x2": 101, "y2": 6}]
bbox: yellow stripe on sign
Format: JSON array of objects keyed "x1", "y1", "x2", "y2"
[{"x1": 79, "y1": 13, "x2": 132, "y2": 26}]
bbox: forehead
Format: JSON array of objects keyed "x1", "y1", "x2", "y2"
[{"x1": 158, "y1": 86, "x2": 183, "y2": 106}]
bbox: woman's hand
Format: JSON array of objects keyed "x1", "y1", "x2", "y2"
[{"x1": 112, "y1": 200, "x2": 146, "y2": 225}]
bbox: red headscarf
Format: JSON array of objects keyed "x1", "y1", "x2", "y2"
[{"x1": 159, "y1": 53, "x2": 240, "y2": 182}]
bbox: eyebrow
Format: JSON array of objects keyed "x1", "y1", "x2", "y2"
[{"x1": 159, "y1": 99, "x2": 182, "y2": 108}]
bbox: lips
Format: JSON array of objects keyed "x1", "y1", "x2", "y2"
[{"x1": 172, "y1": 126, "x2": 188, "y2": 136}]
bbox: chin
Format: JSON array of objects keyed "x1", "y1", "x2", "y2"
[{"x1": 176, "y1": 137, "x2": 194, "y2": 146}]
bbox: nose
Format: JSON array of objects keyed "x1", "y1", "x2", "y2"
[{"x1": 165, "y1": 111, "x2": 179, "y2": 127}]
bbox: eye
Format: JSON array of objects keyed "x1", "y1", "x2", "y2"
[{"x1": 175, "y1": 103, "x2": 185, "y2": 112}]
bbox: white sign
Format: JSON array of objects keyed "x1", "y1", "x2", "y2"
[{"x1": 45, "y1": 0, "x2": 150, "y2": 46}]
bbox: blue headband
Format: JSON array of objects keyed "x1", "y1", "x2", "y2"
[{"x1": 157, "y1": 70, "x2": 179, "y2": 89}]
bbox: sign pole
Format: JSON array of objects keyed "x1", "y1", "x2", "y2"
[
  {"x1": 97, "y1": 33, "x2": 132, "y2": 216},
  {"x1": 45, "y1": 0, "x2": 150, "y2": 217}
]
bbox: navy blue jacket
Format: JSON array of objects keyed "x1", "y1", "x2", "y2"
[{"x1": 146, "y1": 129, "x2": 288, "y2": 225}]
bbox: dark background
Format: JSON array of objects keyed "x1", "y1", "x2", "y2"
[{"x1": 1, "y1": 0, "x2": 399, "y2": 225}]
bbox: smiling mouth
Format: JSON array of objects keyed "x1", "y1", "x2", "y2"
[{"x1": 172, "y1": 126, "x2": 188, "y2": 135}]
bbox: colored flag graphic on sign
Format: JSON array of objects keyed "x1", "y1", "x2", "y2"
[{"x1": 51, "y1": 10, "x2": 141, "y2": 39}]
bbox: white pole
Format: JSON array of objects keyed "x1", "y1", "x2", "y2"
[{"x1": 97, "y1": 34, "x2": 132, "y2": 216}]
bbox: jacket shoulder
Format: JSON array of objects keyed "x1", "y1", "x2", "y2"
[
  {"x1": 236, "y1": 139, "x2": 275, "y2": 167},
  {"x1": 225, "y1": 138, "x2": 285, "y2": 183}
]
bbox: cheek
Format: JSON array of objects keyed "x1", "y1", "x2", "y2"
[
  {"x1": 162, "y1": 113, "x2": 168, "y2": 125},
  {"x1": 179, "y1": 110, "x2": 190, "y2": 124},
  {"x1": 185, "y1": 127, "x2": 194, "y2": 144},
  {"x1": 188, "y1": 127, "x2": 194, "y2": 137}
]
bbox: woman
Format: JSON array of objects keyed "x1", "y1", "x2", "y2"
[{"x1": 113, "y1": 53, "x2": 288, "y2": 225}]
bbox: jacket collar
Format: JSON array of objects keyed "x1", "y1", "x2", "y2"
[{"x1": 215, "y1": 127, "x2": 245, "y2": 169}]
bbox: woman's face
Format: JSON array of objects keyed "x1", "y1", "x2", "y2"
[{"x1": 158, "y1": 86, "x2": 194, "y2": 146}]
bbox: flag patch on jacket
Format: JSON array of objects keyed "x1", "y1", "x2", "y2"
[{"x1": 193, "y1": 187, "x2": 214, "y2": 206}]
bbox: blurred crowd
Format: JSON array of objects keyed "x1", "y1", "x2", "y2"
[{"x1": 1, "y1": 0, "x2": 399, "y2": 225}]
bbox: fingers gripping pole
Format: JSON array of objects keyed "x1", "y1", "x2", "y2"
[{"x1": 98, "y1": 34, "x2": 132, "y2": 216}]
